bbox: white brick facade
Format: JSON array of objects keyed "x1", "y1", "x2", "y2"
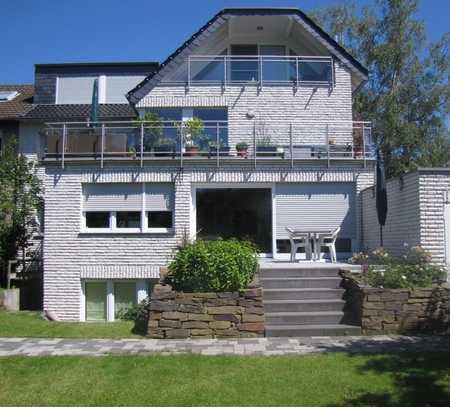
[
  {"x1": 44, "y1": 163, "x2": 375, "y2": 320},
  {"x1": 362, "y1": 169, "x2": 450, "y2": 270}
]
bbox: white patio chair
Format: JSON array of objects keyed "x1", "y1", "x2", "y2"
[
  {"x1": 285, "y1": 227, "x2": 311, "y2": 262},
  {"x1": 317, "y1": 227, "x2": 340, "y2": 263}
]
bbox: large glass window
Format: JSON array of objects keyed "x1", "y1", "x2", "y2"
[
  {"x1": 148, "y1": 211, "x2": 173, "y2": 229},
  {"x1": 85, "y1": 212, "x2": 110, "y2": 229},
  {"x1": 230, "y1": 45, "x2": 258, "y2": 81},
  {"x1": 116, "y1": 212, "x2": 141, "y2": 228},
  {"x1": 192, "y1": 108, "x2": 228, "y2": 148},
  {"x1": 114, "y1": 282, "x2": 136, "y2": 318},
  {"x1": 85, "y1": 282, "x2": 107, "y2": 321}
]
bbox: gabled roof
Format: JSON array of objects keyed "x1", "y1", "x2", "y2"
[
  {"x1": 127, "y1": 7, "x2": 369, "y2": 104},
  {"x1": 0, "y1": 84, "x2": 34, "y2": 120},
  {"x1": 23, "y1": 104, "x2": 136, "y2": 121}
]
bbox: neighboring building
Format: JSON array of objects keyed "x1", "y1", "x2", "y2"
[
  {"x1": 38, "y1": 8, "x2": 376, "y2": 321},
  {"x1": 0, "y1": 84, "x2": 34, "y2": 152},
  {"x1": 362, "y1": 168, "x2": 450, "y2": 276}
]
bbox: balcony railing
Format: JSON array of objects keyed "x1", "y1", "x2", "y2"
[
  {"x1": 172, "y1": 55, "x2": 334, "y2": 87},
  {"x1": 43, "y1": 121, "x2": 374, "y2": 168}
]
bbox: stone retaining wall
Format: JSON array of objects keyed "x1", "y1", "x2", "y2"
[
  {"x1": 343, "y1": 276, "x2": 450, "y2": 334},
  {"x1": 147, "y1": 284, "x2": 264, "y2": 339}
]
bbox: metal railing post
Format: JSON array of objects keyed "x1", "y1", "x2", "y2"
[
  {"x1": 259, "y1": 56, "x2": 263, "y2": 88},
  {"x1": 62, "y1": 123, "x2": 66, "y2": 169},
  {"x1": 101, "y1": 124, "x2": 105, "y2": 169},
  {"x1": 290, "y1": 123, "x2": 294, "y2": 168},
  {"x1": 296, "y1": 57, "x2": 299, "y2": 87},
  {"x1": 180, "y1": 122, "x2": 184, "y2": 169},
  {"x1": 140, "y1": 123, "x2": 144, "y2": 168},
  {"x1": 362, "y1": 124, "x2": 366, "y2": 168},
  {"x1": 187, "y1": 56, "x2": 191, "y2": 91},
  {"x1": 216, "y1": 122, "x2": 220, "y2": 168},
  {"x1": 253, "y1": 121, "x2": 257, "y2": 169},
  {"x1": 223, "y1": 56, "x2": 227, "y2": 88},
  {"x1": 326, "y1": 124, "x2": 330, "y2": 168}
]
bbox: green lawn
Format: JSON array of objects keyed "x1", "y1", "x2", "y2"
[
  {"x1": 0, "y1": 311, "x2": 143, "y2": 338},
  {"x1": 0, "y1": 353, "x2": 449, "y2": 406}
]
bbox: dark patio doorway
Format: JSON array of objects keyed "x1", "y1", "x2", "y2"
[{"x1": 196, "y1": 188, "x2": 272, "y2": 253}]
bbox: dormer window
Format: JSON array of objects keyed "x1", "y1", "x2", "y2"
[{"x1": 0, "y1": 91, "x2": 19, "y2": 102}]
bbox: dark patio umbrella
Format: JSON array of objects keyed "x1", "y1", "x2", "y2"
[
  {"x1": 376, "y1": 148, "x2": 388, "y2": 246},
  {"x1": 89, "y1": 78, "x2": 99, "y2": 125}
]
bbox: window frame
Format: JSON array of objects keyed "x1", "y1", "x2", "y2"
[{"x1": 81, "y1": 183, "x2": 174, "y2": 235}]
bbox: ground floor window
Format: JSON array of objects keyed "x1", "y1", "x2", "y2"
[
  {"x1": 83, "y1": 280, "x2": 152, "y2": 322},
  {"x1": 196, "y1": 188, "x2": 272, "y2": 253}
]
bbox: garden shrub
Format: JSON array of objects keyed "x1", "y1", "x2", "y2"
[
  {"x1": 350, "y1": 246, "x2": 446, "y2": 288},
  {"x1": 167, "y1": 239, "x2": 258, "y2": 292}
]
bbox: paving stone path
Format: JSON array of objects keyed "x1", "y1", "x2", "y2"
[{"x1": 0, "y1": 335, "x2": 449, "y2": 357}]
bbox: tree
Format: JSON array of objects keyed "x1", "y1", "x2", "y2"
[
  {"x1": 0, "y1": 140, "x2": 42, "y2": 287},
  {"x1": 311, "y1": 0, "x2": 450, "y2": 177}
]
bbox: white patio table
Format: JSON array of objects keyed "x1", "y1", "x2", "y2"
[{"x1": 290, "y1": 228, "x2": 334, "y2": 261}]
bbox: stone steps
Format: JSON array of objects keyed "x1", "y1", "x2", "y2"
[
  {"x1": 265, "y1": 324, "x2": 361, "y2": 337},
  {"x1": 265, "y1": 311, "x2": 344, "y2": 325},
  {"x1": 263, "y1": 299, "x2": 346, "y2": 313},
  {"x1": 261, "y1": 277, "x2": 342, "y2": 289},
  {"x1": 264, "y1": 288, "x2": 345, "y2": 301},
  {"x1": 260, "y1": 264, "x2": 360, "y2": 337}
]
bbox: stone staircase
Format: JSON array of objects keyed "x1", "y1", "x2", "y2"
[{"x1": 260, "y1": 264, "x2": 361, "y2": 337}]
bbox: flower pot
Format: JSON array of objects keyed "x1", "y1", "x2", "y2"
[
  {"x1": 185, "y1": 145, "x2": 199, "y2": 157},
  {"x1": 257, "y1": 146, "x2": 279, "y2": 157},
  {"x1": 208, "y1": 146, "x2": 231, "y2": 158},
  {"x1": 236, "y1": 148, "x2": 248, "y2": 158},
  {"x1": 154, "y1": 145, "x2": 175, "y2": 158}
]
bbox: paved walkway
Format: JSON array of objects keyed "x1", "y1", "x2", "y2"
[{"x1": 0, "y1": 335, "x2": 449, "y2": 357}]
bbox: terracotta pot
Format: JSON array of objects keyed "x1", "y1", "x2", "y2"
[
  {"x1": 185, "y1": 146, "x2": 199, "y2": 157},
  {"x1": 236, "y1": 148, "x2": 248, "y2": 158}
]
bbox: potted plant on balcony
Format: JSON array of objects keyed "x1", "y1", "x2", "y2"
[
  {"x1": 256, "y1": 136, "x2": 280, "y2": 157},
  {"x1": 208, "y1": 141, "x2": 230, "y2": 158},
  {"x1": 179, "y1": 117, "x2": 204, "y2": 157},
  {"x1": 235, "y1": 142, "x2": 249, "y2": 158},
  {"x1": 154, "y1": 137, "x2": 176, "y2": 158},
  {"x1": 134, "y1": 112, "x2": 163, "y2": 156}
]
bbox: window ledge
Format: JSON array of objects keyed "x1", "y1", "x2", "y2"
[{"x1": 79, "y1": 228, "x2": 174, "y2": 235}]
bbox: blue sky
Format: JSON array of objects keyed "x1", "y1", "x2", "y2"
[{"x1": 1, "y1": 0, "x2": 449, "y2": 84}]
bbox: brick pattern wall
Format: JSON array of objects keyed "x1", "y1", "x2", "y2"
[
  {"x1": 43, "y1": 163, "x2": 374, "y2": 320},
  {"x1": 141, "y1": 63, "x2": 355, "y2": 149},
  {"x1": 148, "y1": 284, "x2": 264, "y2": 339},
  {"x1": 361, "y1": 172, "x2": 421, "y2": 255},
  {"x1": 418, "y1": 172, "x2": 450, "y2": 265}
]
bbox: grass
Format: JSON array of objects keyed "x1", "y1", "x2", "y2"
[
  {"x1": 0, "y1": 352, "x2": 449, "y2": 406},
  {"x1": 0, "y1": 311, "x2": 143, "y2": 338}
]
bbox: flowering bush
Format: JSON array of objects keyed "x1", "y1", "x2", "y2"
[{"x1": 350, "y1": 246, "x2": 446, "y2": 288}]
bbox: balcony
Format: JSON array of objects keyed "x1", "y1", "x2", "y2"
[
  {"x1": 43, "y1": 121, "x2": 374, "y2": 168},
  {"x1": 165, "y1": 55, "x2": 334, "y2": 87}
]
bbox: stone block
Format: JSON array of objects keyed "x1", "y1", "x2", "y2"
[
  {"x1": 217, "y1": 292, "x2": 239, "y2": 299},
  {"x1": 148, "y1": 320, "x2": 159, "y2": 328},
  {"x1": 367, "y1": 295, "x2": 382, "y2": 302},
  {"x1": 182, "y1": 321, "x2": 209, "y2": 329},
  {"x1": 205, "y1": 298, "x2": 238, "y2": 306},
  {"x1": 215, "y1": 328, "x2": 240, "y2": 337},
  {"x1": 178, "y1": 303, "x2": 204, "y2": 313},
  {"x1": 378, "y1": 311, "x2": 396, "y2": 323},
  {"x1": 362, "y1": 318, "x2": 382, "y2": 330},
  {"x1": 245, "y1": 306, "x2": 264, "y2": 315},
  {"x1": 149, "y1": 311, "x2": 163, "y2": 320},
  {"x1": 160, "y1": 319, "x2": 182, "y2": 328},
  {"x1": 209, "y1": 321, "x2": 231, "y2": 329},
  {"x1": 150, "y1": 301, "x2": 177, "y2": 312},
  {"x1": 364, "y1": 302, "x2": 385, "y2": 310},
  {"x1": 362, "y1": 309, "x2": 379, "y2": 317},
  {"x1": 165, "y1": 329, "x2": 190, "y2": 339},
  {"x1": 384, "y1": 302, "x2": 403, "y2": 311},
  {"x1": 243, "y1": 288, "x2": 262, "y2": 298},
  {"x1": 147, "y1": 329, "x2": 165, "y2": 339},
  {"x1": 213, "y1": 314, "x2": 241, "y2": 324},
  {"x1": 208, "y1": 306, "x2": 242, "y2": 315},
  {"x1": 188, "y1": 313, "x2": 213, "y2": 321},
  {"x1": 151, "y1": 291, "x2": 176, "y2": 300},
  {"x1": 194, "y1": 293, "x2": 218, "y2": 299},
  {"x1": 242, "y1": 314, "x2": 265, "y2": 322},
  {"x1": 162, "y1": 311, "x2": 188, "y2": 321},
  {"x1": 190, "y1": 329, "x2": 213, "y2": 336},
  {"x1": 382, "y1": 323, "x2": 401, "y2": 334},
  {"x1": 238, "y1": 299, "x2": 263, "y2": 307},
  {"x1": 381, "y1": 292, "x2": 409, "y2": 301},
  {"x1": 238, "y1": 322, "x2": 264, "y2": 332}
]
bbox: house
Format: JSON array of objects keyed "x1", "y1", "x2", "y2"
[
  {"x1": 35, "y1": 8, "x2": 376, "y2": 322},
  {"x1": 0, "y1": 84, "x2": 34, "y2": 152},
  {"x1": 362, "y1": 168, "x2": 450, "y2": 276}
]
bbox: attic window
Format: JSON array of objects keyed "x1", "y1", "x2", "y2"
[{"x1": 0, "y1": 91, "x2": 19, "y2": 102}]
